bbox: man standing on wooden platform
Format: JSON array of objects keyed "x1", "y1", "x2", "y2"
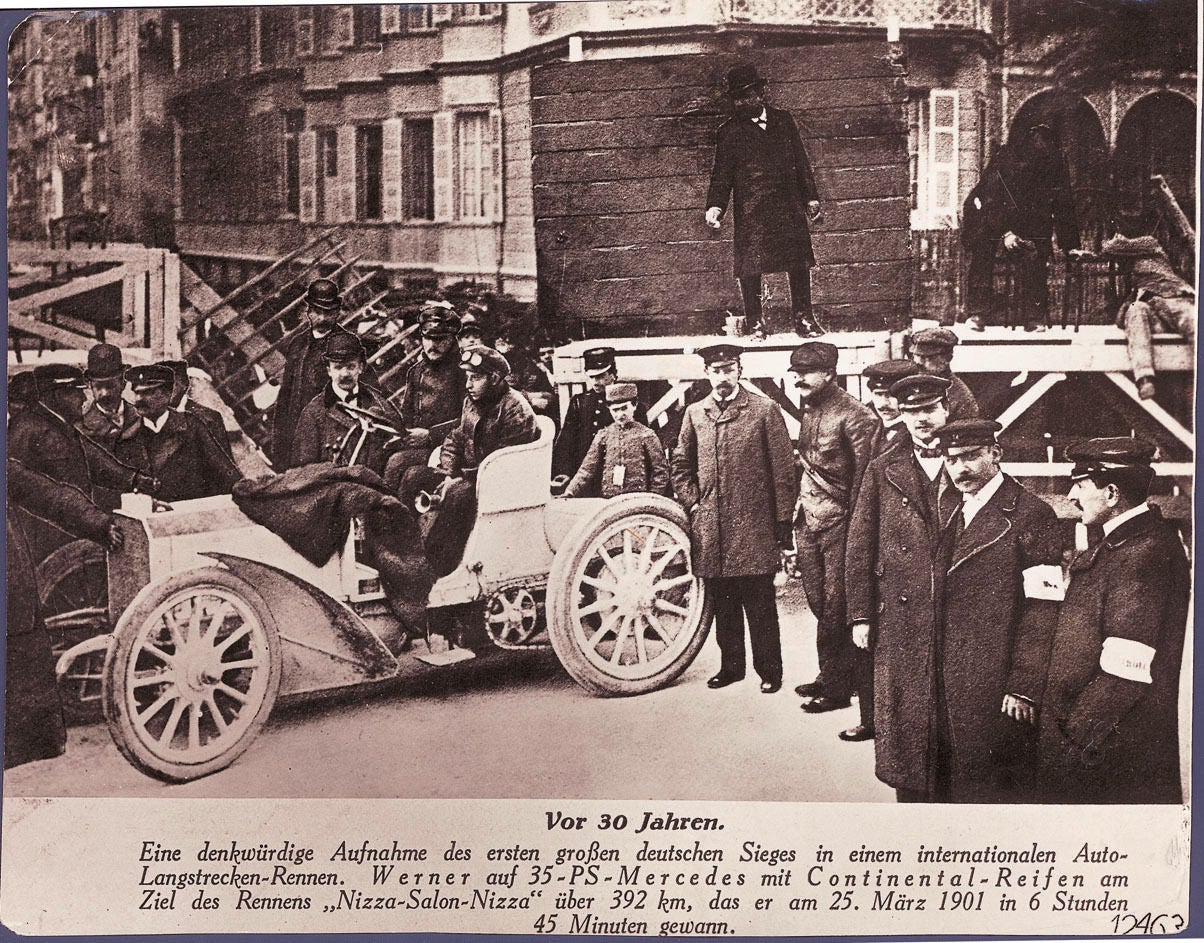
[{"x1": 706, "y1": 64, "x2": 824, "y2": 338}]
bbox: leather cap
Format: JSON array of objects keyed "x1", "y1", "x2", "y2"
[
  {"x1": 863, "y1": 359, "x2": 920, "y2": 391},
  {"x1": 695, "y1": 343, "x2": 742, "y2": 366},
  {"x1": 1067, "y1": 436, "x2": 1157, "y2": 480},
  {"x1": 934, "y1": 419, "x2": 1002, "y2": 452},
  {"x1": 460, "y1": 345, "x2": 510, "y2": 376},
  {"x1": 891, "y1": 374, "x2": 951, "y2": 409},
  {"x1": 583, "y1": 346, "x2": 617, "y2": 375},
  {"x1": 789, "y1": 342, "x2": 839, "y2": 372},
  {"x1": 126, "y1": 364, "x2": 175, "y2": 392}
]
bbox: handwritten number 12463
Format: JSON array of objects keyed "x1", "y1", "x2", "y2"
[{"x1": 1113, "y1": 914, "x2": 1184, "y2": 934}]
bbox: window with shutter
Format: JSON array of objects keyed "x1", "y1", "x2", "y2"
[
  {"x1": 337, "y1": 125, "x2": 357, "y2": 222},
  {"x1": 927, "y1": 89, "x2": 959, "y2": 228},
  {"x1": 334, "y1": 6, "x2": 355, "y2": 48},
  {"x1": 355, "y1": 124, "x2": 384, "y2": 221},
  {"x1": 284, "y1": 110, "x2": 304, "y2": 216},
  {"x1": 488, "y1": 108, "x2": 503, "y2": 222},
  {"x1": 300, "y1": 128, "x2": 317, "y2": 222},
  {"x1": 454, "y1": 111, "x2": 491, "y2": 220},
  {"x1": 353, "y1": 6, "x2": 382, "y2": 45},
  {"x1": 380, "y1": 6, "x2": 401, "y2": 34},
  {"x1": 403, "y1": 118, "x2": 435, "y2": 220},
  {"x1": 432, "y1": 111, "x2": 454, "y2": 222},
  {"x1": 382, "y1": 118, "x2": 402, "y2": 222},
  {"x1": 295, "y1": 7, "x2": 314, "y2": 56},
  {"x1": 403, "y1": 5, "x2": 435, "y2": 30}
]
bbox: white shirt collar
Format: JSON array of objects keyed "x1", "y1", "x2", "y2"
[
  {"x1": 961, "y1": 471, "x2": 1005, "y2": 527},
  {"x1": 175, "y1": 393, "x2": 189, "y2": 412},
  {"x1": 143, "y1": 411, "x2": 170, "y2": 434},
  {"x1": 1103, "y1": 502, "x2": 1152, "y2": 537},
  {"x1": 713, "y1": 387, "x2": 740, "y2": 405},
  {"x1": 753, "y1": 107, "x2": 768, "y2": 127},
  {"x1": 914, "y1": 448, "x2": 943, "y2": 479},
  {"x1": 96, "y1": 400, "x2": 126, "y2": 423},
  {"x1": 333, "y1": 385, "x2": 359, "y2": 404}
]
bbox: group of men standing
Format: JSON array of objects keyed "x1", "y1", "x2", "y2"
[{"x1": 667, "y1": 336, "x2": 1187, "y2": 805}]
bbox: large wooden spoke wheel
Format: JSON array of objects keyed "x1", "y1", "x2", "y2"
[
  {"x1": 547, "y1": 497, "x2": 711, "y2": 696},
  {"x1": 102, "y1": 568, "x2": 281, "y2": 783},
  {"x1": 37, "y1": 539, "x2": 110, "y2": 722}
]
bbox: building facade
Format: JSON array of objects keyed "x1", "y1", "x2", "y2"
[{"x1": 8, "y1": 3, "x2": 1197, "y2": 306}]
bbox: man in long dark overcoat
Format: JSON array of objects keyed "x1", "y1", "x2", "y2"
[
  {"x1": 115, "y1": 365, "x2": 241, "y2": 502},
  {"x1": 292, "y1": 331, "x2": 406, "y2": 479},
  {"x1": 552, "y1": 347, "x2": 647, "y2": 482},
  {"x1": 272, "y1": 277, "x2": 344, "y2": 468},
  {"x1": 671, "y1": 343, "x2": 798, "y2": 693},
  {"x1": 933, "y1": 420, "x2": 1063, "y2": 802},
  {"x1": 845, "y1": 375, "x2": 962, "y2": 801},
  {"x1": 7, "y1": 459, "x2": 123, "y2": 769},
  {"x1": 1037, "y1": 438, "x2": 1189, "y2": 804},
  {"x1": 706, "y1": 64, "x2": 823, "y2": 337}
]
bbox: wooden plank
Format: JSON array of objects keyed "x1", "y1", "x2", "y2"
[
  {"x1": 813, "y1": 299, "x2": 912, "y2": 332},
  {"x1": 178, "y1": 262, "x2": 287, "y2": 377},
  {"x1": 809, "y1": 134, "x2": 909, "y2": 169},
  {"x1": 532, "y1": 146, "x2": 715, "y2": 184},
  {"x1": 8, "y1": 242, "x2": 155, "y2": 265},
  {"x1": 820, "y1": 196, "x2": 910, "y2": 232},
  {"x1": 7, "y1": 313, "x2": 98, "y2": 349},
  {"x1": 536, "y1": 210, "x2": 719, "y2": 252},
  {"x1": 530, "y1": 42, "x2": 902, "y2": 97},
  {"x1": 812, "y1": 259, "x2": 912, "y2": 302},
  {"x1": 555, "y1": 241, "x2": 737, "y2": 281},
  {"x1": 811, "y1": 230, "x2": 911, "y2": 265},
  {"x1": 7, "y1": 263, "x2": 130, "y2": 316},
  {"x1": 557, "y1": 272, "x2": 738, "y2": 316},
  {"x1": 813, "y1": 163, "x2": 909, "y2": 201},
  {"x1": 532, "y1": 115, "x2": 723, "y2": 153},
  {"x1": 534, "y1": 176, "x2": 709, "y2": 218},
  {"x1": 531, "y1": 75, "x2": 904, "y2": 125},
  {"x1": 795, "y1": 104, "x2": 908, "y2": 139}
]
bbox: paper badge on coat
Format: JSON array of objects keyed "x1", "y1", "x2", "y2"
[{"x1": 1022, "y1": 564, "x2": 1065, "y2": 601}]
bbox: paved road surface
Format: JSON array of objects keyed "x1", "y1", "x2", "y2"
[{"x1": 6, "y1": 583, "x2": 893, "y2": 801}]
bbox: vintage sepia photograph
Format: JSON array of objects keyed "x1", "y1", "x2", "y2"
[{"x1": 2, "y1": 0, "x2": 1198, "y2": 934}]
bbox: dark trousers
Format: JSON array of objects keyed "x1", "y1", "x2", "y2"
[
  {"x1": 398, "y1": 466, "x2": 477, "y2": 577},
  {"x1": 795, "y1": 521, "x2": 870, "y2": 723},
  {"x1": 739, "y1": 268, "x2": 812, "y2": 325},
  {"x1": 965, "y1": 243, "x2": 996, "y2": 321},
  {"x1": 1014, "y1": 239, "x2": 1053, "y2": 326},
  {"x1": 708, "y1": 573, "x2": 782, "y2": 685}
]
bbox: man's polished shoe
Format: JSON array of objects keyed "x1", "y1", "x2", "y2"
[
  {"x1": 794, "y1": 680, "x2": 823, "y2": 698},
  {"x1": 707, "y1": 672, "x2": 744, "y2": 689},
  {"x1": 800, "y1": 695, "x2": 852, "y2": 713},
  {"x1": 838, "y1": 725, "x2": 875, "y2": 742},
  {"x1": 760, "y1": 680, "x2": 781, "y2": 694}
]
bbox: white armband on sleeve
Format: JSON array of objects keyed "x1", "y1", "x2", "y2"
[
  {"x1": 1099, "y1": 637, "x2": 1155, "y2": 684},
  {"x1": 1022, "y1": 564, "x2": 1065, "y2": 601}
]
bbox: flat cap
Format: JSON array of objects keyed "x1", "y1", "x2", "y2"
[
  {"x1": 84, "y1": 343, "x2": 126, "y2": 381},
  {"x1": 305, "y1": 277, "x2": 342, "y2": 311},
  {"x1": 1066, "y1": 437, "x2": 1157, "y2": 481},
  {"x1": 460, "y1": 345, "x2": 510, "y2": 375},
  {"x1": 605, "y1": 382, "x2": 639, "y2": 404},
  {"x1": 420, "y1": 304, "x2": 462, "y2": 337},
  {"x1": 582, "y1": 346, "x2": 617, "y2": 374},
  {"x1": 789, "y1": 342, "x2": 839, "y2": 372},
  {"x1": 911, "y1": 327, "x2": 959, "y2": 352},
  {"x1": 323, "y1": 330, "x2": 366, "y2": 362},
  {"x1": 126, "y1": 364, "x2": 175, "y2": 392},
  {"x1": 891, "y1": 374, "x2": 951, "y2": 409},
  {"x1": 695, "y1": 343, "x2": 742, "y2": 366},
  {"x1": 934, "y1": 419, "x2": 1002, "y2": 452},
  {"x1": 863, "y1": 359, "x2": 920, "y2": 391},
  {"x1": 33, "y1": 363, "x2": 86, "y2": 392}
]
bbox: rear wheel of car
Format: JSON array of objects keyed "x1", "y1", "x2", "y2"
[
  {"x1": 38, "y1": 539, "x2": 109, "y2": 724},
  {"x1": 547, "y1": 495, "x2": 711, "y2": 696},
  {"x1": 102, "y1": 567, "x2": 281, "y2": 783}
]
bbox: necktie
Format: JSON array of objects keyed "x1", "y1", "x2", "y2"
[{"x1": 916, "y1": 445, "x2": 942, "y2": 459}]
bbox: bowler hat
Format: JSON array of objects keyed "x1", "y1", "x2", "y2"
[
  {"x1": 789, "y1": 342, "x2": 839, "y2": 372},
  {"x1": 582, "y1": 347, "x2": 617, "y2": 376},
  {"x1": 323, "y1": 330, "x2": 366, "y2": 363},
  {"x1": 934, "y1": 419, "x2": 1002, "y2": 452},
  {"x1": 126, "y1": 364, "x2": 175, "y2": 393},
  {"x1": 605, "y1": 382, "x2": 639, "y2": 404},
  {"x1": 305, "y1": 278, "x2": 342, "y2": 312},
  {"x1": 891, "y1": 374, "x2": 950, "y2": 409},
  {"x1": 863, "y1": 359, "x2": 920, "y2": 391},
  {"x1": 695, "y1": 343, "x2": 743, "y2": 366},
  {"x1": 726, "y1": 64, "x2": 767, "y2": 96},
  {"x1": 460, "y1": 345, "x2": 510, "y2": 376},
  {"x1": 84, "y1": 343, "x2": 126, "y2": 381}
]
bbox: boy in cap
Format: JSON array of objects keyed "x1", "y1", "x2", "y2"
[
  {"x1": 671, "y1": 343, "x2": 798, "y2": 694},
  {"x1": 79, "y1": 342, "x2": 141, "y2": 451},
  {"x1": 788, "y1": 342, "x2": 879, "y2": 723},
  {"x1": 928, "y1": 419, "x2": 1062, "y2": 801},
  {"x1": 553, "y1": 346, "x2": 647, "y2": 482},
  {"x1": 273, "y1": 277, "x2": 344, "y2": 468},
  {"x1": 116, "y1": 364, "x2": 240, "y2": 502},
  {"x1": 706, "y1": 64, "x2": 824, "y2": 337},
  {"x1": 563, "y1": 383, "x2": 669, "y2": 499},
  {"x1": 909, "y1": 327, "x2": 979, "y2": 421},
  {"x1": 1038, "y1": 438, "x2": 1188, "y2": 803},
  {"x1": 844, "y1": 373, "x2": 962, "y2": 781},
  {"x1": 290, "y1": 330, "x2": 407, "y2": 478},
  {"x1": 400, "y1": 345, "x2": 540, "y2": 576},
  {"x1": 861, "y1": 359, "x2": 920, "y2": 459}
]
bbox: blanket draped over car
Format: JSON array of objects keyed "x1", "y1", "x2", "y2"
[{"x1": 232, "y1": 463, "x2": 435, "y2": 627}]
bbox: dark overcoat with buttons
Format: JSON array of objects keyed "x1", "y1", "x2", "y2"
[
  {"x1": 670, "y1": 388, "x2": 797, "y2": 578},
  {"x1": 115, "y1": 410, "x2": 240, "y2": 503},
  {"x1": 552, "y1": 388, "x2": 648, "y2": 480},
  {"x1": 290, "y1": 384, "x2": 406, "y2": 479},
  {"x1": 1037, "y1": 506, "x2": 1188, "y2": 803},
  {"x1": 938, "y1": 476, "x2": 1062, "y2": 802},
  {"x1": 844, "y1": 448, "x2": 961, "y2": 794},
  {"x1": 706, "y1": 106, "x2": 819, "y2": 277}
]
